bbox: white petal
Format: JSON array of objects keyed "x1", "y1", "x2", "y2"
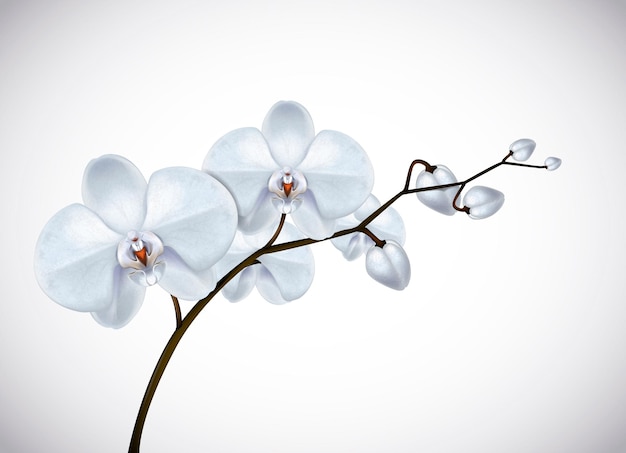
[
  {"x1": 34, "y1": 203, "x2": 122, "y2": 312},
  {"x1": 298, "y1": 130, "x2": 374, "y2": 219},
  {"x1": 257, "y1": 224, "x2": 315, "y2": 302},
  {"x1": 202, "y1": 127, "x2": 277, "y2": 217},
  {"x1": 354, "y1": 194, "x2": 382, "y2": 221},
  {"x1": 415, "y1": 165, "x2": 458, "y2": 216},
  {"x1": 238, "y1": 190, "x2": 282, "y2": 235},
  {"x1": 157, "y1": 248, "x2": 216, "y2": 300},
  {"x1": 290, "y1": 191, "x2": 337, "y2": 239},
  {"x1": 256, "y1": 268, "x2": 290, "y2": 305},
  {"x1": 332, "y1": 232, "x2": 371, "y2": 261},
  {"x1": 463, "y1": 186, "x2": 505, "y2": 219},
  {"x1": 510, "y1": 138, "x2": 536, "y2": 162},
  {"x1": 262, "y1": 101, "x2": 315, "y2": 168},
  {"x1": 365, "y1": 241, "x2": 411, "y2": 290},
  {"x1": 223, "y1": 266, "x2": 258, "y2": 302},
  {"x1": 81, "y1": 155, "x2": 147, "y2": 233},
  {"x1": 142, "y1": 167, "x2": 237, "y2": 271},
  {"x1": 350, "y1": 194, "x2": 406, "y2": 245},
  {"x1": 91, "y1": 267, "x2": 146, "y2": 328}
]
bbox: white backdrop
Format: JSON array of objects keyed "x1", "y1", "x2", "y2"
[{"x1": 1, "y1": 1, "x2": 625, "y2": 452}]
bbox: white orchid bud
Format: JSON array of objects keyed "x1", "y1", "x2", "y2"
[
  {"x1": 463, "y1": 186, "x2": 505, "y2": 219},
  {"x1": 544, "y1": 157, "x2": 562, "y2": 171},
  {"x1": 415, "y1": 165, "x2": 458, "y2": 215},
  {"x1": 365, "y1": 241, "x2": 411, "y2": 290},
  {"x1": 510, "y1": 138, "x2": 536, "y2": 162}
]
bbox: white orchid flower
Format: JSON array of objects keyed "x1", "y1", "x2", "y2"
[
  {"x1": 331, "y1": 194, "x2": 405, "y2": 260},
  {"x1": 202, "y1": 101, "x2": 375, "y2": 239},
  {"x1": 213, "y1": 223, "x2": 315, "y2": 305},
  {"x1": 34, "y1": 155, "x2": 238, "y2": 328}
]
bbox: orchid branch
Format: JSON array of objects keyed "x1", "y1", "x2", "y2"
[{"x1": 128, "y1": 151, "x2": 554, "y2": 452}]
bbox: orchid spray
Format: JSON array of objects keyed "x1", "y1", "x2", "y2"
[{"x1": 34, "y1": 101, "x2": 561, "y2": 452}]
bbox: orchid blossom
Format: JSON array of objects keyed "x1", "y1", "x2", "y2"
[
  {"x1": 34, "y1": 155, "x2": 237, "y2": 328},
  {"x1": 214, "y1": 223, "x2": 315, "y2": 305},
  {"x1": 202, "y1": 101, "x2": 375, "y2": 239}
]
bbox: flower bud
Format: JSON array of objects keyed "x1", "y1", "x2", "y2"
[
  {"x1": 365, "y1": 241, "x2": 411, "y2": 290},
  {"x1": 510, "y1": 138, "x2": 536, "y2": 162},
  {"x1": 415, "y1": 165, "x2": 458, "y2": 215},
  {"x1": 544, "y1": 157, "x2": 562, "y2": 171},
  {"x1": 463, "y1": 186, "x2": 504, "y2": 219}
]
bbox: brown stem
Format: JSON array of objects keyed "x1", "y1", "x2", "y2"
[
  {"x1": 128, "y1": 151, "x2": 549, "y2": 452},
  {"x1": 171, "y1": 296, "x2": 182, "y2": 330}
]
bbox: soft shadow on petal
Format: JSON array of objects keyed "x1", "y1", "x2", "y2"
[
  {"x1": 142, "y1": 167, "x2": 237, "y2": 271},
  {"x1": 367, "y1": 206, "x2": 406, "y2": 245},
  {"x1": 91, "y1": 266, "x2": 146, "y2": 328},
  {"x1": 354, "y1": 194, "x2": 382, "y2": 221},
  {"x1": 82, "y1": 155, "x2": 147, "y2": 234},
  {"x1": 238, "y1": 190, "x2": 281, "y2": 235},
  {"x1": 256, "y1": 268, "x2": 290, "y2": 305},
  {"x1": 202, "y1": 127, "x2": 276, "y2": 217},
  {"x1": 290, "y1": 191, "x2": 336, "y2": 239},
  {"x1": 223, "y1": 266, "x2": 258, "y2": 302},
  {"x1": 34, "y1": 203, "x2": 122, "y2": 312},
  {"x1": 298, "y1": 130, "x2": 374, "y2": 219},
  {"x1": 259, "y1": 223, "x2": 315, "y2": 301},
  {"x1": 262, "y1": 101, "x2": 315, "y2": 168},
  {"x1": 157, "y1": 248, "x2": 216, "y2": 301}
]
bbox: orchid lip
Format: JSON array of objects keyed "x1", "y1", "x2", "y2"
[
  {"x1": 117, "y1": 230, "x2": 165, "y2": 286},
  {"x1": 268, "y1": 167, "x2": 308, "y2": 214}
]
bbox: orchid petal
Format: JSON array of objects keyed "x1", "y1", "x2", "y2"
[
  {"x1": 290, "y1": 191, "x2": 336, "y2": 239},
  {"x1": 34, "y1": 204, "x2": 122, "y2": 312},
  {"x1": 223, "y1": 267, "x2": 258, "y2": 302},
  {"x1": 91, "y1": 267, "x2": 146, "y2": 328},
  {"x1": 142, "y1": 167, "x2": 237, "y2": 271},
  {"x1": 354, "y1": 194, "x2": 383, "y2": 221},
  {"x1": 298, "y1": 130, "x2": 374, "y2": 219},
  {"x1": 262, "y1": 101, "x2": 315, "y2": 168},
  {"x1": 255, "y1": 268, "x2": 290, "y2": 305},
  {"x1": 81, "y1": 155, "x2": 147, "y2": 233},
  {"x1": 332, "y1": 233, "x2": 371, "y2": 261},
  {"x1": 257, "y1": 224, "x2": 315, "y2": 302},
  {"x1": 368, "y1": 206, "x2": 406, "y2": 245},
  {"x1": 157, "y1": 248, "x2": 216, "y2": 300},
  {"x1": 238, "y1": 190, "x2": 281, "y2": 235},
  {"x1": 202, "y1": 127, "x2": 277, "y2": 217}
]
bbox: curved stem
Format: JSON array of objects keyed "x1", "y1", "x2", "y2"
[
  {"x1": 171, "y1": 296, "x2": 182, "y2": 330},
  {"x1": 128, "y1": 151, "x2": 549, "y2": 452}
]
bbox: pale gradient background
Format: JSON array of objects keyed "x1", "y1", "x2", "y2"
[{"x1": 1, "y1": 1, "x2": 624, "y2": 452}]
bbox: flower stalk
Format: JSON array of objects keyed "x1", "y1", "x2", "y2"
[{"x1": 128, "y1": 151, "x2": 553, "y2": 452}]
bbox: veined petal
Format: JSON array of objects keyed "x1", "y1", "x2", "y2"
[
  {"x1": 262, "y1": 101, "x2": 315, "y2": 168},
  {"x1": 290, "y1": 191, "x2": 337, "y2": 239},
  {"x1": 142, "y1": 167, "x2": 237, "y2": 271},
  {"x1": 298, "y1": 130, "x2": 374, "y2": 219},
  {"x1": 81, "y1": 155, "x2": 147, "y2": 233},
  {"x1": 202, "y1": 127, "x2": 277, "y2": 217},
  {"x1": 91, "y1": 267, "x2": 146, "y2": 328},
  {"x1": 157, "y1": 248, "x2": 216, "y2": 300},
  {"x1": 34, "y1": 204, "x2": 122, "y2": 312},
  {"x1": 258, "y1": 223, "x2": 315, "y2": 302}
]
